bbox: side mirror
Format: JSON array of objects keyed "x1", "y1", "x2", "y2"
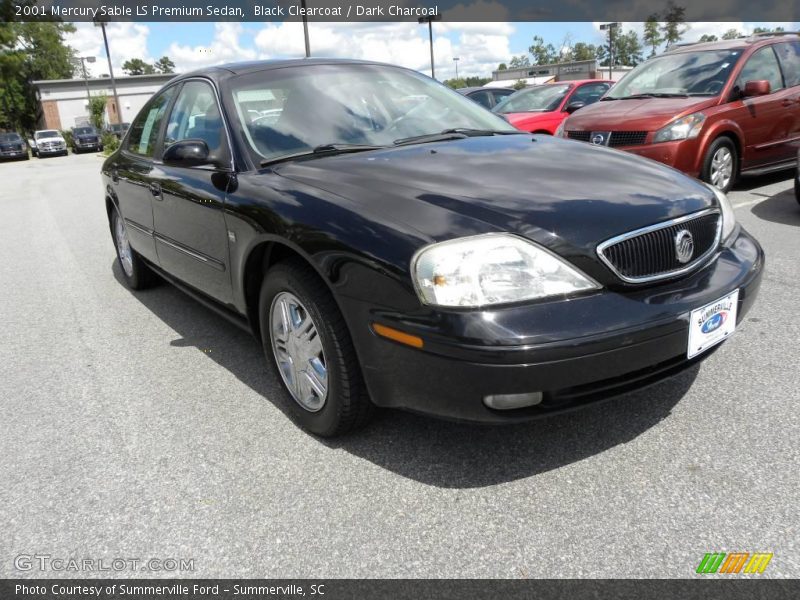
[
  {"x1": 162, "y1": 139, "x2": 212, "y2": 167},
  {"x1": 743, "y1": 80, "x2": 771, "y2": 97},
  {"x1": 565, "y1": 101, "x2": 587, "y2": 114}
]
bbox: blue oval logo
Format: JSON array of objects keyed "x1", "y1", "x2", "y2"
[{"x1": 701, "y1": 312, "x2": 727, "y2": 334}]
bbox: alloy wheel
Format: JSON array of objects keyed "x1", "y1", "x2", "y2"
[
  {"x1": 114, "y1": 214, "x2": 134, "y2": 277},
  {"x1": 710, "y1": 146, "x2": 733, "y2": 190},
  {"x1": 269, "y1": 291, "x2": 328, "y2": 412}
]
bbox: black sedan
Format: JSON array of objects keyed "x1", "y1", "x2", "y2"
[
  {"x1": 0, "y1": 132, "x2": 29, "y2": 160},
  {"x1": 102, "y1": 59, "x2": 763, "y2": 437}
]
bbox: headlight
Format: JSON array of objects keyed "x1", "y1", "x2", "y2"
[
  {"x1": 412, "y1": 233, "x2": 600, "y2": 307},
  {"x1": 554, "y1": 121, "x2": 566, "y2": 138},
  {"x1": 653, "y1": 112, "x2": 706, "y2": 143},
  {"x1": 707, "y1": 184, "x2": 737, "y2": 242}
]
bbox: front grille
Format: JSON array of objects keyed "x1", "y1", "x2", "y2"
[
  {"x1": 608, "y1": 131, "x2": 648, "y2": 147},
  {"x1": 567, "y1": 130, "x2": 591, "y2": 142},
  {"x1": 598, "y1": 211, "x2": 721, "y2": 283},
  {"x1": 566, "y1": 130, "x2": 648, "y2": 147}
]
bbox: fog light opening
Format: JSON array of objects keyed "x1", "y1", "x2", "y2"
[{"x1": 483, "y1": 391, "x2": 543, "y2": 410}]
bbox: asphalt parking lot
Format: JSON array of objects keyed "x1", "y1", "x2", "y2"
[{"x1": 1, "y1": 151, "x2": 798, "y2": 579}]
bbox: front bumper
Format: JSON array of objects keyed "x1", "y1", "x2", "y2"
[
  {"x1": 623, "y1": 138, "x2": 702, "y2": 178},
  {"x1": 0, "y1": 148, "x2": 27, "y2": 159},
  {"x1": 75, "y1": 139, "x2": 101, "y2": 150},
  {"x1": 38, "y1": 145, "x2": 66, "y2": 155},
  {"x1": 344, "y1": 227, "x2": 763, "y2": 423}
]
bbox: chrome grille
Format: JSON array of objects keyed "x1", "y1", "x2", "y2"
[{"x1": 597, "y1": 210, "x2": 721, "y2": 283}]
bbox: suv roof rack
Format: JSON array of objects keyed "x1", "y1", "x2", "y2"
[{"x1": 749, "y1": 31, "x2": 800, "y2": 39}]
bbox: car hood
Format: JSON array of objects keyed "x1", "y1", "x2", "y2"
[
  {"x1": 273, "y1": 135, "x2": 715, "y2": 281},
  {"x1": 36, "y1": 136, "x2": 65, "y2": 143},
  {"x1": 565, "y1": 96, "x2": 718, "y2": 131},
  {"x1": 75, "y1": 133, "x2": 98, "y2": 139}
]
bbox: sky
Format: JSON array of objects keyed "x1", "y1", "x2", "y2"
[{"x1": 66, "y1": 21, "x2": 799, "y2": 81}]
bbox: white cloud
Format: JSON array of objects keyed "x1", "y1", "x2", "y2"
[
  {"x1": 65, "y1": 22, "x2": 151, "y2": 77},
  {"x1": 253, "y1": 21, "x2": 512, "y2": 80},
  {"x1": 167, "y1": 23, "x2": 256, "y2": 73}
]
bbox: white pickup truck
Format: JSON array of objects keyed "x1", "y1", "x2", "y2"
[{"x1": 30, "y1": 130, "x2": 68, "y2": 157}]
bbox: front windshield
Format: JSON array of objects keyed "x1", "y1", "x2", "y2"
[
  {"x1": 0, "y1": 133, "x2": 21, "y2": 142},
  {"x1": 74, "y1": 127, "x2": 96, "y2": 135},
  {"x1": 228, "y1": 64, "x2": 516, "y2": 162},
  {"x1": 36, "y1": 131, "x2": 59, "y2": 139},
  {"x1": 607, "y1": 50, "x2": 743, "y2": 98},
  {"x1": 492, "y1": 85, "x2": 571, "y2": 114}
]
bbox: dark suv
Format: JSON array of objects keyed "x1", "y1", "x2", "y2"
[
  {"x1": 71, "y1": 126, "x2": 103, "y2": 153},
  {"x1": 561, "y1": 32, "x2": 800, "y2": 192}
]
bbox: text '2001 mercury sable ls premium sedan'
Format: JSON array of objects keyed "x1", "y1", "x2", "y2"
[{"x1": 102, "y1": 59, "x2": 764, "y2": 437}]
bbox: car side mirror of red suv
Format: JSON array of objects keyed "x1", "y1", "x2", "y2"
[{"x1": 743, "y1": 80, "x2": 771, "y2": 97}]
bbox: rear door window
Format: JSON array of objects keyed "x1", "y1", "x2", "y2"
[
  {"x1": 126, "y1": 87, "x2": 176, "y2": 157},
  {"x1": 774, "y1": 41, "x2": 800, "y2": 88}
]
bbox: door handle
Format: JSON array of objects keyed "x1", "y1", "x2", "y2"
[{"x1": 149, "y1": 182, "x2": 162, "y2": 197}]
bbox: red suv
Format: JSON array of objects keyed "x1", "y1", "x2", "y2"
[{"x1": 560, "y1": 33, "x2": 800, "y2": 191}]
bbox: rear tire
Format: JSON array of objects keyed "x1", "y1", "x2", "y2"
[
  {"x1": 259, "y1": 258, "x2": 373, "y2": 437},
  {"x1": 701, "y1": 137, "x2": 738, "y2": 193},
  {"x1": 109, "y1": 207, "x2": 158, "y2": 290}
]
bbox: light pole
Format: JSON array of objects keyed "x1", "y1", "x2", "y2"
[
  {"x1": 79, "y1": 56, "x2": 96, "y2": 112},
  {"x1": 599, "y1": 22, "x2": 621, "y2": 81},
  {"x1": 418, "y1": 15, "x2": 441, "y2": 79},
  {"x1": 453, "y1": 57, "x2": 460, "y2": 80},
  {"x1": 301, "y1": 0, "x2": 310, "y2": 57},
  {"x1": 93, "y1": 18, "x2": 121, "y2": 124}
]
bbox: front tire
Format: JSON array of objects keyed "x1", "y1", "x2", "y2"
[
  {"x1": 110, "y1": 207, "x2": 157, "y2": 290},
  {"x1": 701, "y1": 137, "x2": 737, "y2": 193},
  {"x1": 259, "y1": 259, "x2": 373, "y2": 437}
]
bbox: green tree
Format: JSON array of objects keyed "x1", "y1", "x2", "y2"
[
  {"x1": 497, "y1": 63, "x2": 507, "y2": 71},
  {"x1": 508, "y1": 55, "x2": 530, "y2": 69},
  {"x1": 152, "y1": 56, "x2": 175, "y2": 74},
  {"x1": 512, "y1": 79, "x2": 527, "y2": 90},
  {"x1": 722, "y1": 29, "x2": 744, "y2": 40},
  {"x1": 88, "y1": 94, "x2": 107, "y2": 129},
  {"x1": 122, "y1": 58, "x2": 155, "y2": 76},
  {"x1": 752, "y1": 26, "x2": 784, "y2": 34},
  {"x1": 698, "y1": 34, "x2": 718, "y2": 42},
  {"x1": 644, "y1": 15, "x2": 663, "y2": 56},
  {"x1": 571, "y1": 42, "x2": 598, "y2": 62},
  {"x1": 0, "y1": 16, "x2": 76, "y2": 131},
  {"x1": 660, "y1": 2, "x2": 687, "y2": 48},
  {"x1": 528, "y1": 36, "x2": 557, "y2": 65}
]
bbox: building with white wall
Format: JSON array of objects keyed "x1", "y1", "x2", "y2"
[
  {"x1": 32, "y1": 73, "x2": 175, "y2": 130},
  {"x1": 490, "y1": 60, "x2": 634, "y2": 87}
]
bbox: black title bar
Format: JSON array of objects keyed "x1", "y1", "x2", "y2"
[{"x1": 5, "y1": 0, "x2": 800, "y2": 22}]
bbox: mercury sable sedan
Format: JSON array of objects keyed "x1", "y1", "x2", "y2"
[{"x1": 102, "y1": 59, "x2": 764, "y2": 437}]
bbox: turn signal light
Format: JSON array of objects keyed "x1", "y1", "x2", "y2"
[
  {"x1": 484, "y1": 392, "x2": 543, "y2": 410},
  {"x1": 372, "y1": 323, "x2": 424, "y2": 349}
]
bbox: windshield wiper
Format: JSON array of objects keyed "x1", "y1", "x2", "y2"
[
  {"x1": 393, "y1": 128, "x2": 523, "y2": 146},
  {"x1": 260, "y1": 143, "x2": 385, "y2": 167},
  {"x1": 613, "y1": 92, "x2": 690, "y2": 100}
]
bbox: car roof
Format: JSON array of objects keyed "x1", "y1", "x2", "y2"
[
  {"x1": 457, "y1": 86, "x2": 514, "y2": 94},
  {"x1": 171, "y1": 58, "x2": 400, "y2": 84},
  {"x1": 665, "y1": 33, "x2": 799, "y2": 54}
]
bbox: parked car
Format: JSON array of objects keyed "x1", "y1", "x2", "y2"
[
  {"x1": 456, "y1": 86, "x2": 515, "y2": 109},
  {"x1": 102, "y1": 59, "x2": 763, "y2": 437},
  {"x1": 105, "y1": 122, "x2": 130, "y2": 139},
  {"x1": 494, "y1": 80, "x2": 612, "y2": 134},
  {"x1": 71, "y1": 125, "x2": 103, "y2": 153},
  {"x1": 0, "y1": 132, "x2": 29, "y2": 160},
  {"x1": 559, "y1": 33, "x2": 800, "y2": 192},
  {"x1": 796, "y1": 148, "x2": 800, "y2": 206},
  {"x1": 33, "y1": 130, "x2": 67, "y2": 157}
]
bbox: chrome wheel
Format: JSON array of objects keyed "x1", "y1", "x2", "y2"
[
  {"x1": 114, "y1": 214, "x2": 134, "y2": 277},
  {"x1": 710, "y1": 146, "x2": 733, "y2": 190},
  {"x1": 269, "y1": 292, "x2": 328, "y2": 412}
]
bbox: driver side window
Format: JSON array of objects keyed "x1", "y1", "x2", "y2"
[
  {"x1": 736, "y1": 47, "x2": 784, "y2": 94},
  {"x1": 164, "y1": 80, "x2": 227, "y2": 159}
]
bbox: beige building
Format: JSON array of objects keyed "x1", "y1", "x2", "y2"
[
  {"x1": 490, "y1": 59, "x2": 633, "y2": 87},
  {"x1": 32, "y1": 73, "x2": 175, "y2": 130}
]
